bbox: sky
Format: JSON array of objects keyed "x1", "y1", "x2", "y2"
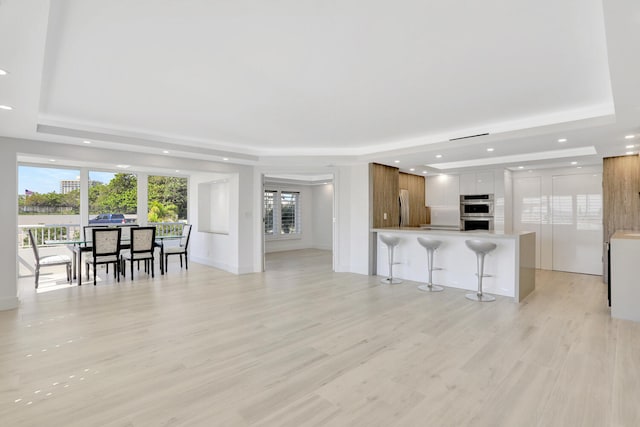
[{"x1": 18, "y1": 166, "x2": 117, "y2": 194}]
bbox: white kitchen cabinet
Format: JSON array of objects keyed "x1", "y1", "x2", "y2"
[
  {"x1": 476, "y1": 171, "x2": 495, "y2": 194},
  {"x1": 460, "y1": 171, "x2": 495, "y2": 195},
  {"x1": 459, "y1": 173, "x2": 475, "y2": 195},
  {"x1": 611, "y1": 231, "x2": 640, "y2": 323},
  {"x1": 426, "y1": 174, "x2": 460, "y2": 206}
]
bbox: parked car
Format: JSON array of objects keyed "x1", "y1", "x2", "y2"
[{"x1": 89, "y1": 213, "x2": 131, "y2": 224}]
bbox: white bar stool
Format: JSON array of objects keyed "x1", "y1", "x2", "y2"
[
  {"x1": 416, "y1": 237, "x2": 444, "y2": 292},
  {"x1": 465, "y1": 239, "x2": 497, "y2": 302},
  {"x1": 379, "y1": 234, "x2": 402, "y2": 284}
]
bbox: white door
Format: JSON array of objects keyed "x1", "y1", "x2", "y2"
[
  {"x1": 513, "y1": 176, "x2": 543, "y2": 268},
  {"x1": 551, "y1": 173, "x2": 602, "y2": 275}
]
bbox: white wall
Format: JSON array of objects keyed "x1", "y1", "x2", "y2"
[
  {"x1": 189, "y1": 172, "x2": 235, "y2": 272},
  {"x1": 0, "y1": 144, "x2": 18, "y2": 310},
  {"x1": 237, "y1": 166, "x2": 256, "y2": 274},
  {"x1": 312, "y1": 183, "x2": 334, "y2": 250},
  {"x1": 330, "y1": 164, "x2": 370, "y2": 275}
]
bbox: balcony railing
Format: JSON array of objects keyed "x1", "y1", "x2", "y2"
[{"x1": 18, "y1": 222, "x2": 186, "y2": 248}]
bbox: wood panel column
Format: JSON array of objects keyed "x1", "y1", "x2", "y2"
[{"x1": 603, "y1": 155, "x2": 640, "y2": 282}]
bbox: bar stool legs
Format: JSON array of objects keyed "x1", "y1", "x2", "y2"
[
  {"x1": 379, "y1": 234, "x2": 402, "y2": 284},
  {"x1": 465, "y1": 239, "x2": 497, "y2": 302},
  {"x1": 416, "y1": 237, "x2": 444, "y2": 292}
]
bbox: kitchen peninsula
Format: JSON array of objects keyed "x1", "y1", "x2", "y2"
[{"x1": 372, "y1": 227, "x2": 536, "y2": 302}]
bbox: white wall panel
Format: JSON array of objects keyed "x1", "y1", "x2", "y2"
[
  {"x1": 312, "y1": 184, "x2": 334, "y2": 250},
  {"x1": 552, "y1": 173, "x2": 603, "y2": 275},
  {"x1": 512, "y1": 166, "x2": 602, "y2": 275},
  {"x1": 513, "y1": 176, "x2": 543, "y2": 268}
]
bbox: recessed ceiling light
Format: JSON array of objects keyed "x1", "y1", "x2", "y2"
[
  {"x1": 426, "y1": 146, "x2": 596, "y2": 170},
  {"x1": 0, "y1": 105, "x2": 13, "y2": 110},
  {"x1": 116, "y1": 164, "x2": 130, "y2": 169},
  {"x1": 48, "y1": 159, "x2": 56, "y2": 162},
  {"x1": 0, "y1": 69, "x2": 7, "y2": 76},
  {"x1": 394, "y1": 160, "x2": 400, "y2": 163},
  {"x1": 571, "y1": 161, "x2": 577, "y2": 165},
  {"x1": 422, "y1": 170, "x2": 427, "y2": 174},
  {"x1": 577, "y1": 166, "x2": 582, "y2": 169},
  {"x1": 518, "y1": 166, "x2": 524, "y2": 169},
  {"x1": 409, "y1": 168, "x2": 415, "y2": 172},
  {"x1": 435, "y1": 154, "x2": 443, "y2": 158},
  {"x1": 83, "y1": 140, "x2": 91, "y2": 144},
  {"x1": 625, "y1": 135, "x2": 635, "y2": 139},
  {"x1": 222, "y1": 157, "x2": 229, "y2": 161},
  {"x1": 175, "y1": 170, "x2": 180, "y2": 173},
  {"x1": 558, "y1": 138, "x2": 568, "y2": 143},
  {"x1": 626, "y1": 151, "x2": 634, "y2": 155},
  {"x1": 626, "y1": 144, "x2": 635, "y2": 149},
  {"x1": 162, "y1": 150, "x2": 169, "y2": 154},
  {"x1": 487, "y1": 148, "x2": 494, "y2": 152}
]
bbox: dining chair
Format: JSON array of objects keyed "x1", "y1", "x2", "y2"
[
  {"x1": 28, "y1": 229, "x2": 72, "y2": 289},
  {"x1": 83, "y1": 225, "x2": 109, "y2": 245},
  {"x1": 120, "y1": 227, "x2": 156, "y2": 278},
  {"x1": 85, "y1": 228, "x2": 122, "y2": 286},
  {"x1": 83, "y1": 225, "x2": 111, "y2": 274},
  {"x1": 164, "y1": 224, "x2": 192, "y2": 272}
]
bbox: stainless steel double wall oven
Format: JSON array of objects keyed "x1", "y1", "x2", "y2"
[{"x1": 460, "y1": 194, "x2": 494, "y2": 231}]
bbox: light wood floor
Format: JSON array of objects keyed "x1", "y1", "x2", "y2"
[{"x1": 1, "y1": 249, "x2": 639, "y2": 426}]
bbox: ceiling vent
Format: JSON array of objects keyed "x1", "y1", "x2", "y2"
[{"x1": 449, "y1": 133, "x2": 490, "y2": 141}]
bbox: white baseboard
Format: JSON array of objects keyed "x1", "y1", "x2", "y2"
[
  {"x1": 0, "y1": 296, "x2": 19, "y2": 311},
  {"x1": 190, "y1": 257, "x2": 234, "y2": 274},
  {"x1": 312, "y1": 244, "x2": 333, "y2": 251}
]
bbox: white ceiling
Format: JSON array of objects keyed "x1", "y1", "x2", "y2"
[{"x1": 1, "y1": 0, "x2": 639, "y2": 173}]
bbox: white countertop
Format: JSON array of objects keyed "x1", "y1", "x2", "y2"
[{"x1": 372, "y1": 227, "x2": 533, "y2": 239}]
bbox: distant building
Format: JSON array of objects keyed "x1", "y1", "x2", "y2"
[
  {"x1": 60, "y1": 180, "x2": 80, "y2": 194},
  {"x1": 60, "y1": 179, "x2": 102, "y2": 194}
]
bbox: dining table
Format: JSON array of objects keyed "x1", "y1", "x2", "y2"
[{"x1": 45, "y1": 235, "x2": 182, "y2": 284}]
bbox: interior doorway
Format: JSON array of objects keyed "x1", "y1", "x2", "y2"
[{"x1": 262, "y1": 173, "x2": 334, "y2": 272}]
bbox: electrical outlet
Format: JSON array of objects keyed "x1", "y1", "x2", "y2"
[{"x1": 383, "y1": 212, "x2": 388, "y2": 220}]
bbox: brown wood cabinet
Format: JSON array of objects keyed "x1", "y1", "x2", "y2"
[
  {"x1": 370, "y1": 163, "x2": 400, "y2": 228},
  {"x1": 369, "y1": 163, "x2": 428, "y2": 228},
  {"x1": 603, "y1": 155, "x2": 640, "y2": 282},
  {"x1": 400, "y1": 172, "x2": 428, "y2": 226}
]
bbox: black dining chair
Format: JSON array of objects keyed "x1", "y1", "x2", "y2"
[
  {"x1": 120, "y1": 226, "x2": 156, "y2": 278},
  {"x1": 85, "y1": 228, "x2": 122, "y2": 286},
  {"x1": 164, "y1": 224, "x2": 192, "y2": 272},
  {"x1": 28, "y1": 229, "x2": 72, "y2": 289}
]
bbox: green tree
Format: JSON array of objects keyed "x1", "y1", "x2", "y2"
[
  {"x1": 148, "y1": 200, "x2": 178, "y2": 222},
  {"x1": 18, "y1": 189, "x2": 80, "y2": 214},
  {"x1": 89, "y1": 173, "x2": 137, "y2": 214},
  {"x1": 148, "y1": 176, "x2": 187, "y2": 220}
]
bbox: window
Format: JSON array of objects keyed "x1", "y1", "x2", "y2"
[
  {"x1": 18, "y1": 165, "x2": 82, "y2": 245},
  {"x1": 280, "y1": 191, "x2": 300, "y2": 234},
  {"x1": 89, "y1": 171, "x2": 138, "y2": 224},
  {"x1": 148, "y1": 175, "x2": 188, "y2": 235},
  {"x1": 264, "y1": 190, "x2": 275, "y2": 235},
  {"x1": 264, "y1": 189, "x2": 301, "y2": 237}
]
